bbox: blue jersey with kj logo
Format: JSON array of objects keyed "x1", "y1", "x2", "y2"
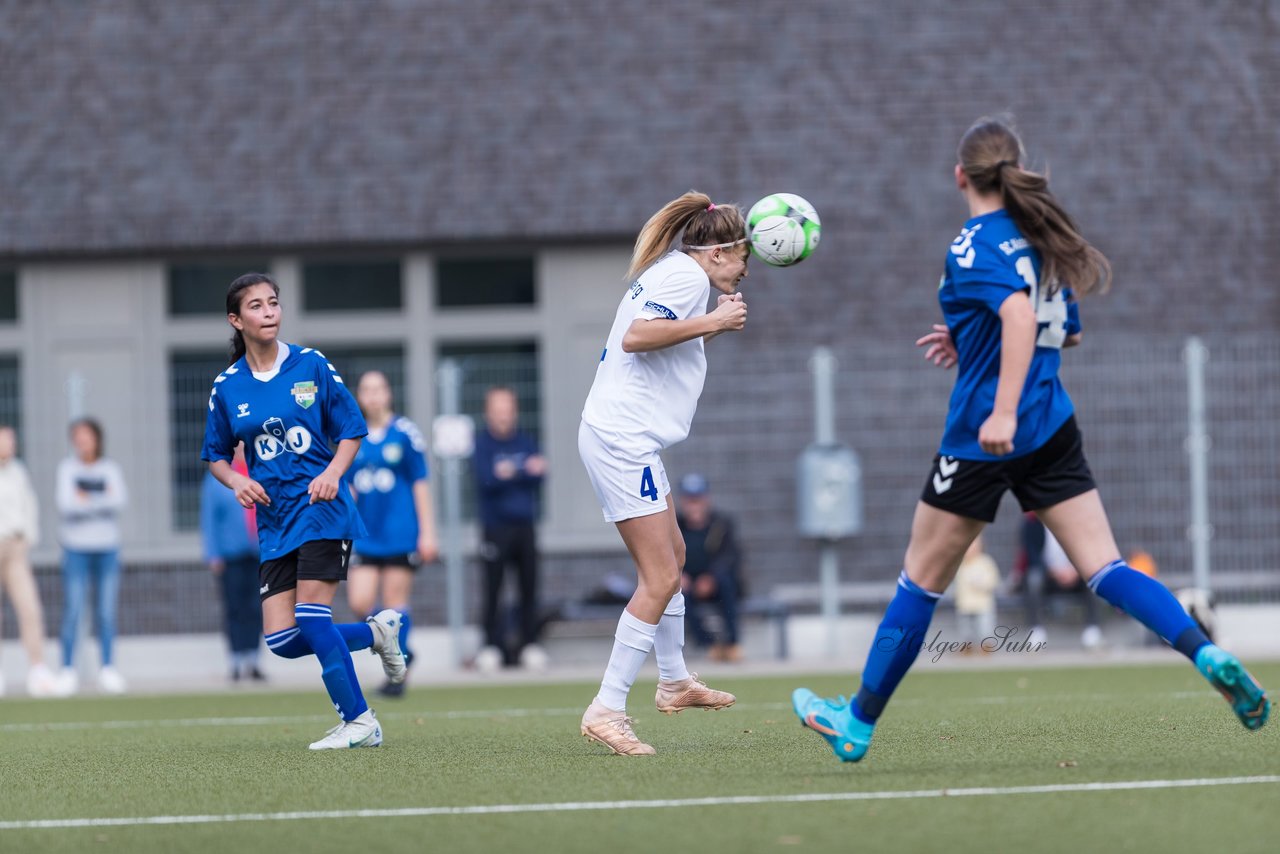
[
  {"x1": 201, "y1": 343, "x2": 368, "y2": 560},
  {"x1": 938, "y1": 209, "x2": 1082, "y2": 461},
  {"x1": 350, "y1": 416, "x2": 429, "y2": 557}
]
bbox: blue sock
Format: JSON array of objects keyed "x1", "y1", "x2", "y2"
[
  {"x1": 398, "y1": 609, "x2": 414, "y2": 665},
  {"x1": 1089, "y1": 560, "x2": 1209, "y2": 660},
  {"x1": 851, "y1": 570, "x2": 942, "y2": 725},
  {"x1": 294, "y1": 603, "x2": 369, "y2": 721},
  {"x1": 267, "y1": 625, "x2": 370, "y2": 656},
  {"x1": 265, "y1": 626, "x2": 312, "y2": 659},
  {"x1": 338, "y1": 622, "x2": 374, "y2": 652}
]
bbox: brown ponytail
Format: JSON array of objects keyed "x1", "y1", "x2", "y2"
[
  {"x1": 958, "y1": 118, "x2": 1111, "y2": 297},
  {"x1": 625, "y1": 191, "x2": 748, "y2": 281}
]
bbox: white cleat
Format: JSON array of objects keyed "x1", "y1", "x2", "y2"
[
  {"x1": 54, "y1": 667, "x2": 79, "y2": 697},
  {"x1": 26, "y1": 665, "x2": 59, "y2": 698},
  {"x1": 309, "y1": 709, "x2": 383, "y2": 750},
  {"x1": 98, "y1": 666, "x2": 128, "y2": 695},
  {"x1": 366, "y1": 609, "x2": 407, "y2": 684}
]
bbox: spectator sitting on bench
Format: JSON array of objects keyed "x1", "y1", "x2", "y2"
[{"x1": 676, "y1": 473, "x2": 744, "y2": 663}]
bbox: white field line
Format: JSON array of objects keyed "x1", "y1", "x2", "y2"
[
  {"x1": 3, "y1": 775, "x2": 1278, "y2": 831},
  {"x1": 0, "y1": 691, "x2": 1209, "y2": 733}
]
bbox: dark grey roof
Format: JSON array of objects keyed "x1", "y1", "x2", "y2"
[{"x1": 2, "y1": 1, "x2": 1278, "y2": 330}]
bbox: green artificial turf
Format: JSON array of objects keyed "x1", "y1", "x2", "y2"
[{"x1": 1, "y1": 663, "x2": 1276, "y2": 854}]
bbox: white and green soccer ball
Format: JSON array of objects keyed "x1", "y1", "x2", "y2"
[{"x1": 747, "y1": 193, "x2": 821, "y2": 267}]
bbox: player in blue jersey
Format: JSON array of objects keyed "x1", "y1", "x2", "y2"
[
  {"x1": 347, "y1": 370, "x2": 438, "y2": 697},
  {"x1": 793, "y1": 117, "x2": 1269, "y2": 762},
  {"x1": 202, "y1": 273, "x2": 408, "y2": 750}
]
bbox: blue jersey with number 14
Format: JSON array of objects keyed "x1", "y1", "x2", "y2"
[
  {"x1": 201, "y1": 344, "x2": 368, "y2": 560},
  {"x1": 938, "y1": 209, "x2": 1082, "y2": 462}
]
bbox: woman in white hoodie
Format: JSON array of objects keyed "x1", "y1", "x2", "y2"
[
  {"x1": 0, "y1": 425, "x2": 57, "y2": 696},
  {"x1": 55, "y1": 417, "x2": 128, "y2": 695}
]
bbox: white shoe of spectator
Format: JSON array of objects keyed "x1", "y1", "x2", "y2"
[
  {"x1": 1080, "y1": 624, "x2": 1104, "y2": 650},
  {"x1": 474, "y1": 645, "x2": 503, "y2": 674},
  {"x1": 520, "y1": 643, "x2": 549, "y2": 672},
  {"x1": 1027, "y1": 626, "x2": 1048, "y2": 647},
  {"x1": 0, "y1": 672, "x2": 6, "y2": 698},
  {"x1": 98, "y1": 666, "x2": 127, "y2": 695},
  {"x1": 54, "y1": 667, "x2": 79, "y2": 697},
  {"x1": 26, "y1": 664, "x2": 59, "y2": 698}
]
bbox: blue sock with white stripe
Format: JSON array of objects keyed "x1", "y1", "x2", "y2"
[
  {"x1": 295, "y1": 603, "x2": 369, "y2": 721},
  {"x1": 851, "y1": 570, "x2": 942, "y2": 725},
  {"x1": 265, "y1": 626, "x2": 311, "y2": 659},
  {"x1": 1088, "y1": 560, "x2": 1209, "y2": 660},
  {"x1": 266, "y1": 623, "x2": 371, "y2": 658}
]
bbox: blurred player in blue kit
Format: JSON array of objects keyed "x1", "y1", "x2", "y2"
[
  {"x1": 202, "y1": 274, "x2": 407, "y2": 750},
  {"x1": 793, "y1": 118, "x2": 1270, "y2": 762},
  {"x1": 347, "y1": 370, "x2": 438, "y2": 696}
]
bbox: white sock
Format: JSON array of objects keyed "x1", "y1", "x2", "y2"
[
  {"x1": 594, "y1": 610, "x2": 658, "y2": 712},
  {"x1": 654, "y1": 592, "x2": 691, "y2": 683}
]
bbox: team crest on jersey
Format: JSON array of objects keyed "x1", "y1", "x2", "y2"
[
  {"x1": 291, "y1": 381, "x2": 318, "y2": 409},
  {"x1": 382, "y1": 443, "x2": 403, "y2": 465}
]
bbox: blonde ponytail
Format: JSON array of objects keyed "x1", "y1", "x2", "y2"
[{"x1": 625, "y1": 191, "x2": 746, "y2": 280}]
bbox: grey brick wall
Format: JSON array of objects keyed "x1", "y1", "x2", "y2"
[
  {"x1": 2, "y1": 1, "x2": 1278, "y2": 636},
  {"x1": 3, "y1": 0, "x2": 1278, "y2": 340}
]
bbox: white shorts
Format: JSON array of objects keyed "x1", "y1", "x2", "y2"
[{"x1": 578, "y1": 420, "x2": 671, "y2": 523}]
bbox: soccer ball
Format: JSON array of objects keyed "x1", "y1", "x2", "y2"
[{"x1": 747, "y1": 193, "x2": 821, "y2": 266}]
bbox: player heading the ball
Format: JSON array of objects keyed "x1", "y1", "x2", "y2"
[{"x1": 578, "y1": 191, "x2": 748, "y2": 755}]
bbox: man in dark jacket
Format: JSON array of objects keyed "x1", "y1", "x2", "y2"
[
  {"x1": 676, "y1": 473, "x2": 744, "y2": 662},
  {"x1": 472, "y1": 386, "x2": 546, "y2": 667}
]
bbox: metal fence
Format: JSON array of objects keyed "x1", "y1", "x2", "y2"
[
  {"x1": 437, "y1": 343, "x2": 541, "y2": 522},
  {"x1": 8, "y1": 333, "x2": 1279, "y2": 641},
  {"x1": 666, "y1": 332, "x2": 1280, "y2": 606}
]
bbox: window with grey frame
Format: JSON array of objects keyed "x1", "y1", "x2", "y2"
[
  {"x1": 170, "y1": 351, "x2": 232, "y2": 531},
  {"x1": 0, "y1": 355, "x2": 20, "y2": 440},
  {"x1": 437, "y1": 341, "x2": 541, "y2": 522},
  {"x1": 303, "y1": 261, "x2": 403, "y2": 312},
  {"x1": 0, "y1": 269, "x2": 17, "y2": 322},
  {"x1": 436, "y1": 257, "x2": 536, "y2": 307},
  {"x1": 168, "y1": 262, "x2": 271, "y2": 316}
]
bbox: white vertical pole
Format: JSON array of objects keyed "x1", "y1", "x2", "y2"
[
  {"x1": 1184, "y1": 337, "x2": 1212, "y2": 592},
  {"x1": 811, "y1": 347, "x2": 840, "y2": 657},
  {"x1": 437, "y1": 359, "x2": 467, "y2": 666}
]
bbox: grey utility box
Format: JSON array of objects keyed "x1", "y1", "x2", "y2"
[{"x1": 797, "y1": 444, "x2": 863, "y2": 539}]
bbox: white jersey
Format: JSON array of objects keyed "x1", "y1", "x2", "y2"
[{"x1": 582, "y1": 251, "x2": 710, "y2": 455}]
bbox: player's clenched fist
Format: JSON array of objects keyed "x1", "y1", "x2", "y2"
[{"x1": 710, "y1": 293, "x2": 747, "y2": 332}]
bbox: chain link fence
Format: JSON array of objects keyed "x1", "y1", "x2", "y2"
[{"x1": 7, "y1": 333, "x2": 1278, "y2": 641}]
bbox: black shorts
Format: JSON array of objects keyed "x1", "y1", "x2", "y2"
[
  {"x1": 351, "y1": 552, "x2": 420, "y2": 572},
  {"x1": 919, "y1": 416, "x2": 1097, "y2": 523},
  {"x1": 259, "y1": 539, "x2": 353, "y2": 601}
]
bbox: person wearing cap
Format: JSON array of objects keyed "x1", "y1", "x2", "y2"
[{"x1": 676, "y1": 473, "x2": 744, "y2": 662}]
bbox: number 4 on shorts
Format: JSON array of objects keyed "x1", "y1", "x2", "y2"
[{"x1": 639, "y1": 466, "x2": 658, "y2": 501}]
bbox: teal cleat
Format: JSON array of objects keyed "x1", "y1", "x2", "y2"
[
  {"x1": 791, "y1": 688, "x2": 874, "y2": 762},
  {"x1": 1195, "y1": 645, "x2": 1270, "y2": 731}
]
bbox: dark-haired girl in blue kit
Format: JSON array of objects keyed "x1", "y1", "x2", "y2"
[
  {"x1": 793, "y1": 117, "x2": 1269, "y2": 763},
  {"x1": 203, "y1": 273, "x2": 407, "y2": 750}
]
